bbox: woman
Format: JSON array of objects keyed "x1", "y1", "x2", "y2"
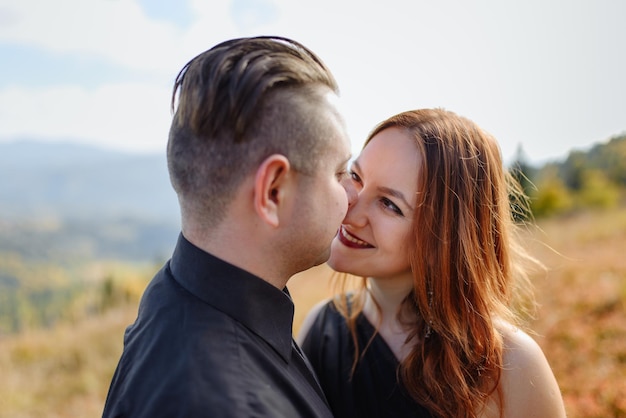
[{"x1": 298, "y1": 109, "x2": 566, "y2": 418}]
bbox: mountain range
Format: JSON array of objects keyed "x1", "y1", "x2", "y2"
[
  {"x1": 0, "y1": 140, "x2": 181, "y2": 262},
  {"x1": 2, "y1": 133, "x2": 625, "y2": 263}
]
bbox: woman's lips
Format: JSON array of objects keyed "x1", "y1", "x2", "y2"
[{"x1": 337, "y1": 226, "x2": 374, "y2": 249}]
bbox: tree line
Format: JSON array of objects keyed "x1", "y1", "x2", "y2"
[
  {"x1": 511, "y1": 134, "x2": 626, "y2": 218},
  {"x1": 0, "y1": 253, "x2": 154, "y2": 335}
]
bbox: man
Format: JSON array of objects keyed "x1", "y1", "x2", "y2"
[{"x1": 102, "y1": 36, "x2": 353, "y2": 417}]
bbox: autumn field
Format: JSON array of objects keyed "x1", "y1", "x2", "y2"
[
  {"x1": 0, "y1": 207, "x2": 624, "y2": 417},
  {"x1": 523, "y1": 207, "x2": 626, "y2": 417}
]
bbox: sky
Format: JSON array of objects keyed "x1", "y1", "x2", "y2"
[{"x1": 0, "y1": 0, "x2": 624, "y2": 165}]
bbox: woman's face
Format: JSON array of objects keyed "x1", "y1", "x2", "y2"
[{"x1": 328, "y1": 127, "x2": 420, "y2": 281}]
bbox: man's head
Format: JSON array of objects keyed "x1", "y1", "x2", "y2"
[
  {"x1": 167, "y1": 36, "x2": 342, "y2": 229},
  {"x1": 167, "y1": 36, "x2": 352, "y2": 282}
]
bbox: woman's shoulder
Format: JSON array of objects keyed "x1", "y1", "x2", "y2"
[
  {"x1": 295, "y1": 298, "x2": 334, "y2": 345},
  {"x1": 498, "y1": 322, "x2": 543, "y2": 362},
  {"x1": 497, "y1": 322, "x2": 556, "y2": 376},
  {"x1": 296, "y1": 293, "x2": 358, "y2": 344},
  {"x1": 494, "y1": 322, "x2": 567, "y2": 418}
]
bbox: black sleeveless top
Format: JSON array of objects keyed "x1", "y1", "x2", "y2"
[{"x1": 301, "y1": 301, "x2": 432, "y2": 418}]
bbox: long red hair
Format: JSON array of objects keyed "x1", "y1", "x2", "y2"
[{"x1": 335, "y1": 109, "x2": 538, "y2": 418}]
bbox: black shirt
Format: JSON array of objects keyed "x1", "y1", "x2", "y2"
[
  {"x1": 301, "y1": 301, "x2": 432, "y2": 418},
  {"x1": 103, "y1": 234, "x2": 333, "y2": 418}
]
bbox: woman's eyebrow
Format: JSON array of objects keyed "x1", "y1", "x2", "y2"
[{"x1": 352, "y1": 160, "x2": 414, "y2": 211}]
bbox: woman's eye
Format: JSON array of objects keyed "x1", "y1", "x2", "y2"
[
  {"x1": 349, "y1": 170, "x2": 361, "y2": 183},
  {"x1": 380, "y1": 197, "x2": 403, "y2": 216}
]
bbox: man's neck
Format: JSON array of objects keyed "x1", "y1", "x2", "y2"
[{"x1": 182, "y1": 224, "x2": 290, "y2": 290}]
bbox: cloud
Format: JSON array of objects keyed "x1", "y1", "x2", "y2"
[
  {"x1": 0, "y1": 0, "x2": 326, "y2": 153},
  {"x1": 0, "y1": 82, "x2": 172, "y2": 152},
  {"x1": 229, "y1": 0, "x2": 278, "y2": 31},
  {"x1": 0, "y1": 0, "x2": 625, "y2": 163},
  {"x1": 0, "y1": 0, "x2": 241, "y2": 151},
  {"x1": 0, "y1": 0, "x2": 183, "y2": 73}
]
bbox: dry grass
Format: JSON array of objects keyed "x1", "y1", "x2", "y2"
[
  {"x1": 0, "y1": 207, "x2": 624, "y2": 417},
  {"x1": 0, "y1": 307, "x2": 137, "y2": 418},
  {"x1": 525, "y1": 208, "x2": 626, "y2": 417}
]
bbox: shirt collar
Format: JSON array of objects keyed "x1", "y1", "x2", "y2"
[{"x1": 169, "y1": 233, "x2": 295, "y2": 362}]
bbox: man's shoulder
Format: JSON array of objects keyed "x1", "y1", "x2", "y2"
[
  {"x1": 104, "y1": 321, "x2": 311, "y2": 418},
  {"x1": 105, "y1": 315, "x2": 252, "y2": 416}
]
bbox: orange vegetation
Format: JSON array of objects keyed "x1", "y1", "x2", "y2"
[{"x1": 0, "y1": 207, "x2": 624, "y2": 417}]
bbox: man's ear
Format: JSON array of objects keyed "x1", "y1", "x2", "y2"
[{"x1": 253, "y1": 154, "x2": 291, "y2": 227}]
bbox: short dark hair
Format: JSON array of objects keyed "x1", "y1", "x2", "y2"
[{"x1": 167, "y1": 36, "x2": 339, "y2": 226}]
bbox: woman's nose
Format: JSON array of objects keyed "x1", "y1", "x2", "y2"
[
  {"x1": 341, "y1": 189, "x2": 367, "y2": 228},
  {"x1": 341, "y1": 176, "x2": 357, "y2": 208}
]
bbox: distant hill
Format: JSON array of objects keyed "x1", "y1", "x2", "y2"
[
  {"x1": 2, "y1": 134, "x2": 625, "y2": 261},
  {"x1": 0, "y1": 140, "x2": 180, "y2": 262},
  {"x1": 0, "y1": 140, "x2": 179, "y2": 221}
]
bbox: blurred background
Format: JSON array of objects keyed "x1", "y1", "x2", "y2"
[{"x1": 0, "y1": 1, "x2": 624, "y2": 417}]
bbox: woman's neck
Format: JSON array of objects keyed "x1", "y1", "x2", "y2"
[
  {"x1": 363, "y1": 274, "x2": 415, "y2": 360},
  {"x1": 365, "y1": 276, "x2": 413, "y2": 320}
]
